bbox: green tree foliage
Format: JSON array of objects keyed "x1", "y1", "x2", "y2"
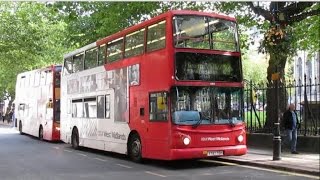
[
  {"x1": 0, "y1": 2, "x2": 71, "y2": 98},
  {"x1": 52, "y1": 2, "x2": 210, "y2": 47}
]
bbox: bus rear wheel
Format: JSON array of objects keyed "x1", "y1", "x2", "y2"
[
  {"x1": 128, "y1": 134, "x2": 142, "y2": 162},
  {"x1": 19, "y1": 121, "x2": 23, "y2": 135},
  {"x1": 71, "y1": 128, "x2": 79, "y2": 150},
  {"x1": 39, "y1": 126, "x2": 43, "y2": 141}
]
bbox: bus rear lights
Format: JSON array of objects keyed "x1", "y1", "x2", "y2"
[
  {"x1": 183, "y1": 137, "x2": 191, "y2": 145},
  {"x1": 237, "y1": 135, "x2": 244, "y2": 143}
]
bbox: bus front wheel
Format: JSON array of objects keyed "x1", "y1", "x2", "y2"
[
  {"x1": 71, "y1": 128, "x2": 79, "y2": 150},
  {"x1": 128, "y1": 134, "x2": 142, "y2": 162}
]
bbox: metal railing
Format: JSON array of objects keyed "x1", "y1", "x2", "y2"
[{"x1": 244, "y1": 75, "x2": 320, "y2": 136}]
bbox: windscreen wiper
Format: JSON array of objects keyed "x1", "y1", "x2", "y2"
[
  {"x1": 228, "y1": 117, "x2": 235, "y2": 127},
  {"x1": 192, "y1": 118, "x2": 203, "y2": 129},
  {"x1": 192, "y1": 112, "x2": 210, "y2": 129}
]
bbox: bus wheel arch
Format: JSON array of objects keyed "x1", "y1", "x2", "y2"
[
  {"x1": 127, "y1": 131, "x2": 143, "y2": 163},
  {"x1": 39, "y1": 125, "x2": 44, "y2": 141},
  {"x1": 71, "y1": 126, "x2": 80, "y2": 149},
  {"x1": 19, "y1": 121, "x2": 23, "y2": 134}
]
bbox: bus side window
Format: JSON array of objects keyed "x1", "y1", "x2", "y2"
[
  {"x1": 73, "y1": 53, "x2": 84, "y2": 73},
  {"x1": 34, "y1": 71, "x2": 40, "y2": 86},
  {"x1": 105, "y1": 95, "x2": 111, "y2": 119},
  {"x1": 107, "y1": 37, "x2": 124, "y2": 63},
  {"x1": 97, "y1": 95, "x2": 105, "y2": 118},
  {"x1": 40, "y1": 71, "x2": 46, "y2": 86},
  {"x1": 125, "y1": 28, "x2": 145, "y2": 58},
  {"x1": 84, "y1": 97, "x2": 97, "y2": 118},
  {"x1": 64, "y1": 57, "x2": 73, "y2": 75},
  {"x1": 147, "y1": 20, "x2": 166, "y2": 52},
  {"x1": 149, "y1": 92, "x2": 168, "y2": 121},
  {"x1": 98, "y1": 44, "x2": 106, "y2": 65},
  {"x1": 20, "y1": 76, "x2": 26, "y2": 88},
  {"x1": 72, "y1": 99, "x2": 83, "y2": 118},
  {"x1": 85, "y1": 48, "x2": 98, "y2": 70}
]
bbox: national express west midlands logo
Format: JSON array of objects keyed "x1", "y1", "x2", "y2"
[{"x1": 201, "y1": 137, "x2": 230, "y2": 142}]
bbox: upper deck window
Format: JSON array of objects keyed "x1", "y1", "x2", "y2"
[
  {"x1": 73, "y1": 53, "x2": 84, "y2": 72},
  {"x1": 98, "y1": 44, "x2": 106, "y2": 65},
  {"x1": 173, "y1": 15, "x2": 239, "y2": 52},
  {"x1": 64, "y1": 57, "x2": 73, "y2": 75},
  {"x1": 147, "y1": 20, "x2": 166, "y2": 52},
  {"x1": 125, "y1": 28, "x2": 145, "y2": 58},
  {"x1": 85, "y1": 48, "x2": 98, "y2": 70},
  {"x1": 107, "y1": 37, "x2": 124, "y2": 62}
]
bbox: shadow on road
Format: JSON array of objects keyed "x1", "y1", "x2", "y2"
[{"x1": 75, "y1": 146, "x2": 229, "y2": 170}]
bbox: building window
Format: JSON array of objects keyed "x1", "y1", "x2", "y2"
[
  {"x1": 306, "y1": 60, "x2": 313, "y2": 79},
  {"x1": 149, "y1": 92, "x2": 168, "y2": 121}
]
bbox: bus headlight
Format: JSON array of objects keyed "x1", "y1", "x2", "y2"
[
  {"x1": 237, "y1": 135, "x2": 244, "y2": 143},
  {"x1": 183, "y1": 137, "x2": 190, "y2": 145},
  {"x1": 55, "y1": 127, "x2": 60, "y2": 131}
]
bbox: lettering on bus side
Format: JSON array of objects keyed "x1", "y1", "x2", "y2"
[{"x1": 97, "y1": 131, "x2": 127, "y2": 141}]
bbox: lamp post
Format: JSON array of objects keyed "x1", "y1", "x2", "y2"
[{"x1": 272, "y1": 68, "x2": 281, "y2": 160}]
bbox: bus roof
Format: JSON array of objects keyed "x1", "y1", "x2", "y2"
[
  {"x1": 63, "y1": 10, "x2": 236, "y2": 59},
  {"x1": 17, "y1": 65, "x2": 61, "y2": 76}
]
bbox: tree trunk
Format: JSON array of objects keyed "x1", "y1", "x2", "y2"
[{"x1": 264, "y1": 52, "x2": 288, "y2": 131}]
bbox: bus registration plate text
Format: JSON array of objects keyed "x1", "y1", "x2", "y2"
[{"x1": 207, "y1": 150, "x2": 223, "y2": 156}]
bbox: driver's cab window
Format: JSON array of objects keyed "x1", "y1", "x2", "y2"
[{"x1": 149, "y1": 92, "x2": 168, "y2": 121}]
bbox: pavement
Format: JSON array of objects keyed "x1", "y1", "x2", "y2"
[
  {"x1": 1, "y1": 121, "x2": 319, "y2": 176},
  {"x1": 218, "y1": 148, "x2": 320, "y2": 176}
]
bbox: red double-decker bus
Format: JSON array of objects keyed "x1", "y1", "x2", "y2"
[
  {"x1": 15, "y1": 65, "x2": 61, "y2": 141},
  {"x1": 61, "y1": 10, "x2": 246, "y2": 161}
]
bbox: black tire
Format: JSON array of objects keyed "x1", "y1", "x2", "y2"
[
  {"x1": 19, "y1": 121, "x2": 23, "y2": 135},
  {"x1": 39, "y1": 126, "x2": 43, "y2": 141},
  {"x1": 128, "y1": 134, "x2": 142, "y2": 162},
  {"x1": 71, "y1": 128, "x2": 79, "y2": 150}
]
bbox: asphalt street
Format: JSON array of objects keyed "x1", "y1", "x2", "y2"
[{"x1": 0, "y1": 126, "x2": 318, "y2": 180}]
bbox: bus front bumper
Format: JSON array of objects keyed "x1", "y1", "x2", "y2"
[{"x1": 169, "y1": 145, "x2": 247, "y2": 160}]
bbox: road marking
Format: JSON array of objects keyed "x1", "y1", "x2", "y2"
[
  {"x1": 116, "y1": 163, "x2": 132, "y2": 169},
  {"x1": 202, "y1": 159, "x2": 320, "y2": 179},
  {"x1": 52, "y1": 146, "x2": 59, "y2": 150},
  {"x1": 94, "y1": 158, "x2": 107, "y2": 162},
  {"x1": 64, "y1": 150, "x2": 73, "y2": 153},
  {"x1": 77, "y1": 153, "x2": 87, "y2": 157},
  {"x1": 145, "y1": 171, "x2": 167, "y2": 178},
  {"x1": 201, "y1": 172, "x2": 213, "y2": 176}
]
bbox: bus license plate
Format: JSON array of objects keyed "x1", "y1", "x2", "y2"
[{"x1": 207, "y1": 151, "x2": 223, "y2": 156}]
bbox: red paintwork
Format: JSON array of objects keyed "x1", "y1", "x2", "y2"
[
  {"x1": 43, "y1": 65, "x2": 61, "y2": 141},
  {"x1": 99, "y1": 10, "x2": 246, "y2": 160}
]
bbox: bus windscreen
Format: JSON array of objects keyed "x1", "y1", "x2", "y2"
[
  {"x1": 171, "y1": 86, "x2": 243, "y2": 126},
  {"x1": 173, "y1": 15, "x2": 239, "y2": 52}
]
